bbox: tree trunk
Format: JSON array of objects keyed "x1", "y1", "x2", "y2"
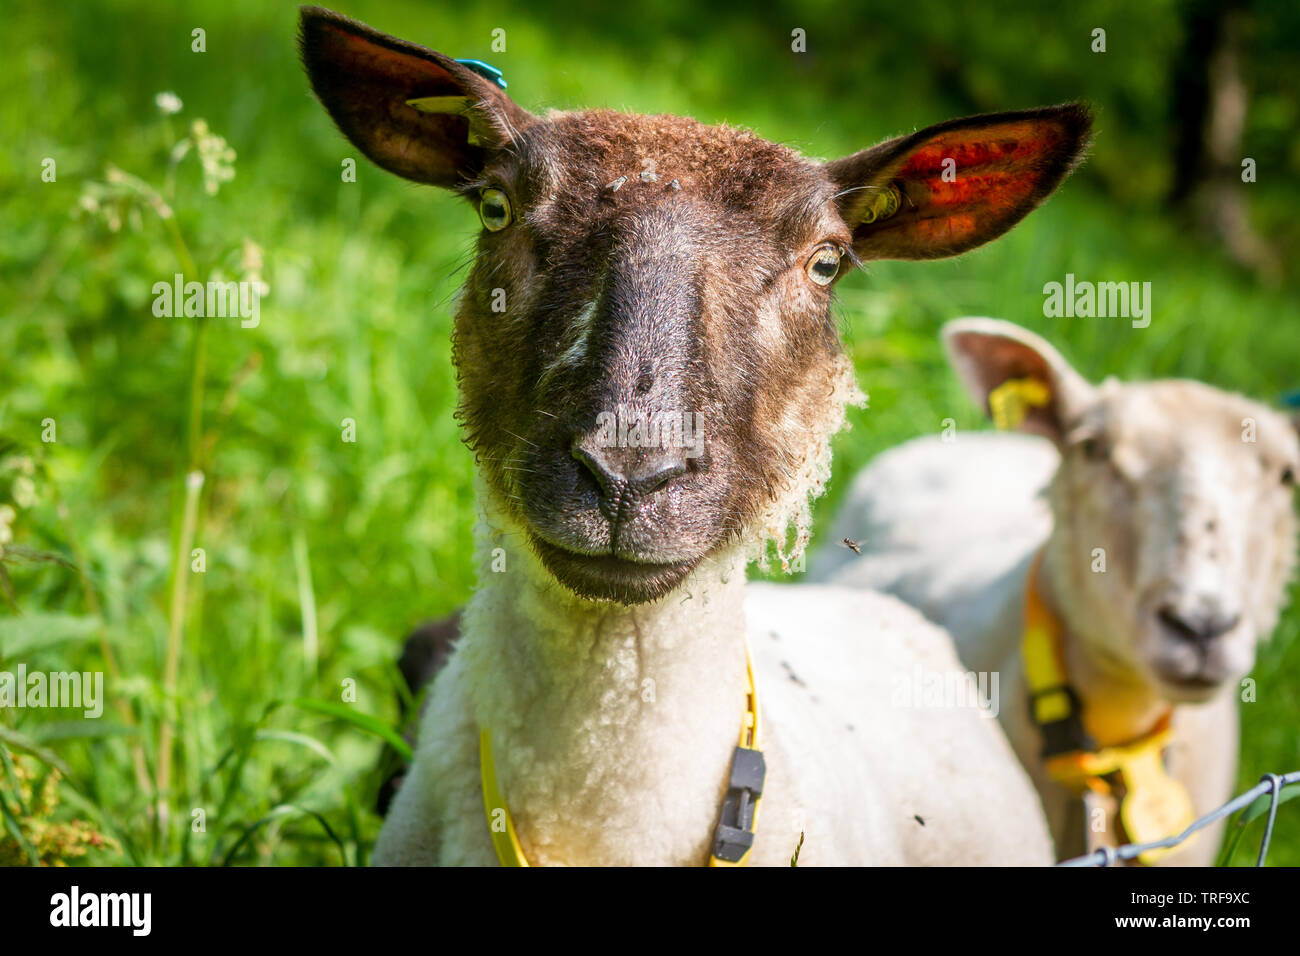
[{"x1": 1170, "y1": 0, "x2": 1279, "y2": 280}]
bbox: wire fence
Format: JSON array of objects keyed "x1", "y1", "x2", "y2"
[{"x1": 1058, "y1": 771, "x2": 1300, "y2": 867}]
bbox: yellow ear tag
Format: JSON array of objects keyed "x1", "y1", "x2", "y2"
[
  {"x1": 988, "y1": 377, "x2": 1051, "y2": 432},
  {"x1": 405, "y1": 95, "x2": 493, "y2": 146},
  {"x1": 406, "y1": 95, "x2": 472, "y2": 114},
  {"x1": 1118, "y1": 748, "x2": 1197, "y2": 864},
  {"x1": 857, "y1": 183, "x2": 902, "y2": 225}
]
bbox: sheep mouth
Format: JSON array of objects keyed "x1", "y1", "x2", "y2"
[
  {"x1": 528, "y1": 534, "x2": 700, "y2": 605},
  {"x1": 1147, "y1": 660, "x2": 1231, "y2": 701},
  {"x1": 1154, "y1": 672, "x2": 1224, "y2": 702}
]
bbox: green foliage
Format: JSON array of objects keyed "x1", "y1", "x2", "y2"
[
  {"x1": 0, "y1": 0, "x2": 1297, "y2": 865},
  {"x1": 0, "y1": 751, "x2": 119, "y2": 866},
  {"x1": 1216, "y1": 778, "x2": 1300, "y2": 867}
]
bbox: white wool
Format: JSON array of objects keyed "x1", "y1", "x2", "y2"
[
  {"x1": 817, "y1": 422, "x2": 1294, "y2": 864},
  {"x1": 374, "y1": 484, "x2": 1053, "y2": 866},
  {"x1": 750, "y1": 352, "x2": 865, "y2": 573}
]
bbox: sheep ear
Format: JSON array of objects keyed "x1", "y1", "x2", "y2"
[
  {"x1": 299, "y1": 7, "x2": 534, "y2": 188},
  {"x1": 942, "y1": 317, "x2": 1096, "y2": 444},
  {"x1": 826, "y1": 104, "x2": 1091, "y2": 261}
]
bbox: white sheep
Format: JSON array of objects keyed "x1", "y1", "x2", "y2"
[
  {"x1": 298, "y1": 8, "x2": 1090, "y2": 866},
  {"x1": 375, "y1": 500, "x2": 1054, "y2": 865},
  {"x1": 818, "y1": 317, "x2": 1299, "y2": 864}
]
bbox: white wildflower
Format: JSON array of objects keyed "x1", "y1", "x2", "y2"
[
  {"x1": 190, "y1": 119, "x2": 236, "y2": 195},
  {"x1": 12, "y1": 476, "x2": 37, "y2": 509},
  {"x1": 155, "y1": 91, "x2": 184, "y2": 115},
  {"x1": 0, "y1": 504, "x2": 15, "y2": 546}
]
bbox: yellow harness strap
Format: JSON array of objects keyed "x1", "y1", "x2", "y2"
[
  {"x1": 479, "y1": 643, "x2": 764, "y2": 867},
  {"x1": 1023, "y1": 554, "x2": 1195, "y2": 864},
  {"x1": 479, "y1": 728, "x2": 529, "y2": 867}
]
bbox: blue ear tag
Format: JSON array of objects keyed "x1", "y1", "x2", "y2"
[
  {"x1": 455, "y1": 59, "x2": 507, "y2": 89},
  {"x1": 1281, "y1": 388, "x2": 1300, "y2": 409}
]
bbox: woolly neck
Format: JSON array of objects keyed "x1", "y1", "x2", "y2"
[
  {"x1": 1036, "y1": 534, "x2": 1172, "y2": 748},
  {"x1": 456, "y1": 492, "x2": 752, "y2": 864}
]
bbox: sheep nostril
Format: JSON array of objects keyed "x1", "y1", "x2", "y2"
[
  {"x1": 1205, "y1": 612, "x2": 1241, "y2": 640},
  {"x1": 571, "y1": 443, "x2": 624, "y2": 502},
  {"x1": 1157, "y1": 605, "x2": 1240, "y2": 644},
  {"x1": 1157, "y1": 606, "x2": 1198, "y2": 642},
  {"x1": 629, "y1": 460, "x2": 686, "y2": 497},
  {"x1": 570, "y1": 439, "x2": 686, "y2": 523}
]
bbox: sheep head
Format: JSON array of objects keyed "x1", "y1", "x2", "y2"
[
  {"x1": 946, "y1": 317, "x2": 1299, "y2": 702},
  {"x1": 300, "y1": 7, "x2": 1091, "y2": 605}
]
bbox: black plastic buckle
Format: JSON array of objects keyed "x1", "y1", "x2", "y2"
[
  {"x1": 1030, "y1": 685, "x2": 1096, "y2": 759},
  {"x1": 712, "y1": 746, "x2": 766, "y2": 862}
]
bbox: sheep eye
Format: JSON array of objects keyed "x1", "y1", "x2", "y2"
[
  {"x1": 479, "y1": 188, "x2": 512, "y2": 231},
  {"x1": 1078, "y1": 436, "x2": 1108, "y2": 460},
  {"x1": 1283, "y1": 467, "x2": 1295, "y2": 487},
  {"x1": 805, "y1": 244, "x2": 842, "y2": 286}
]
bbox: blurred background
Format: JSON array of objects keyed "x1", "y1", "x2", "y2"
[{"x1": 0, "y1": 0, "x2": 1296, "y2": 865}]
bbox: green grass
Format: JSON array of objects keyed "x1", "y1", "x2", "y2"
[{"x1": 0, "y1": 0, "x2": 1297, "y2": 865}]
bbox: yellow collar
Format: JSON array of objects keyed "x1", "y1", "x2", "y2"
[
  {"x1": 479, "y1": 642, "x2": 764, "y2": 867},
  {"x1": 1022, "y1": 553, "x2": 1195, "y2": 864}
]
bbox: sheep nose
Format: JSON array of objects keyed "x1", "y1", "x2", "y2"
[
  {"x1": 571, "y1": 437, "x2": 687, "y2": 523},
  {"x1": 1156, "y1": 604, "x2": 1241, "y2": 646}
]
